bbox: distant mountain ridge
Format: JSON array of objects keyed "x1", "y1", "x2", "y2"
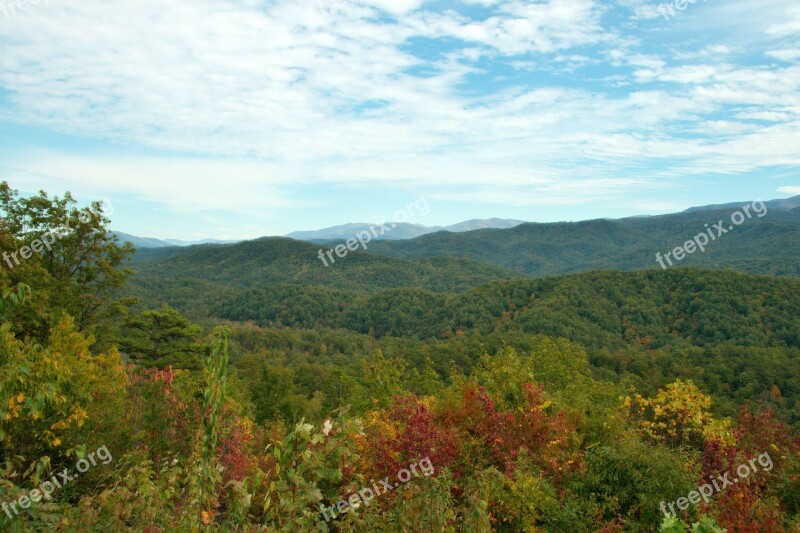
[
  {"x1": 285, "y1": 218, "x2": 526, "y2": 242},
  {"x1": 116, "y1": 219, "x2": 526, "y2": 248},
  {"x1": 364, "y1": 206, "x2": 800, "y2": 277},
  {"x1": 114, "y1": 232, "x2": 239, "y2": 248},
  {"x1": 130, "y1": 195, "x2": 800, "y2": 299},
  {"x1": 683, "y1": 195, "x2": 800, "y2": 213},
  {"x1": 117, "y1": 196, "x2": 800, "y2": 249}
]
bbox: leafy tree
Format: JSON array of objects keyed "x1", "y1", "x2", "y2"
[
  {"x1": 0, "y1": 181, "x2": 135, "y2": 345},
  {"x1": 580, "y1": 436, "x2": 698, "y2": 528},
  {"x1": 0, "y1": 315, "x2": 127, "y2": 531},
  {"x1": 118, "y1": 306, "x2": 206, "y2": 368},
  {"x1": 626, "y1": 380, "x2": 731, "y2": 449}
]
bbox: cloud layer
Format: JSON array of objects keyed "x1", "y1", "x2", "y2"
[{"x1": 1, "y1": 0, "x2": 799, "y2": 213}]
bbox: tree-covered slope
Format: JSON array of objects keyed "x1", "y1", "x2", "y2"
[
  {"x1": 203, "y1": 269, "x2": 800, "y2": 350},
  {"x1": 366, "y1": 208, "x2": 800, "y2": 276},
  {"x1": 131, "y1": 206, "x2": 800, "y2": 282},
  {"x1": 129, "y1": 237, "x2": 520, "y2": 296}
]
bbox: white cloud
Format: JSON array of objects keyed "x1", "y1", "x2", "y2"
[
  {"x1": 674, "y1": 45, "x2": 737, "y2": 61},
  {"x1": 415, "y1": 0, "x2": 614, "y2": 55},
  {"x1": 767, "y1": 49, "x2": 800, "y2": 61},
  {"x1": 0, "y1": 0, "x2": 798, "y2": 214},
  {"x1": 778, "y1": 185, "x2": 800, "y2": 194},
  {"x1": 767, "y1": 5, "x2": 800, "y2": 36},
  {"x1": 358, "y1": 0, "x2": 424, "y2": 15},
  {"x1": 3, "y1": 150, "x2": 301, "y2": 211}
]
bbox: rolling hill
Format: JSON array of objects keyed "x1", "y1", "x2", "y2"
[
  {"x1": 127, "y1": 237, "x2": 520, "y2": 303},
  {"x1": 127, "y1": 198, "x2": 800, "y2": 310},
  {"x1": 364, "y1": 206, "x2": 800, "y2": 277}
]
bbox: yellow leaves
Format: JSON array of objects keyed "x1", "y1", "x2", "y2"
[
  {"x1": 240, "y1": 416, "x2": 255, "y2": 441},
  {"x1": 7, "y1": 393, "x2": 24, "y2": 411},
  {"x1": 3, "y1": 393, "x2": 25, "y2": 420},
  {"x1": 201, "y1": 510, "x2": 211, "y2": 524},
  {"x1": 48, "y1": 315, "x2": 92, "y2": 361},
  {"x1": 42, "y1": 406, "x2": 88, "y2": 454},
  {"x1": 627, "y1": 379, "x2": 721, "y2": 447}
]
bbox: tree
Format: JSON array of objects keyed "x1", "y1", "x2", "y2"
[
  {"x1": 626, "y1": 379, "x2": 730, "y2": 449},
  {"x1": 118, "y1": 306, "x2": 205, "y2": 368},
  {"x1": 0, "y1": 181, "x2": 135, "y2": 345}
]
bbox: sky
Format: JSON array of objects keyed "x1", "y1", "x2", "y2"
[{"x1": 0, "y1": 0, "x2": 799, "y2": 240}]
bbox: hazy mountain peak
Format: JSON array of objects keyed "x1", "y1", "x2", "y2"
[{"x1": 286, "y1": 218, "x2": 526, "y2": 243}]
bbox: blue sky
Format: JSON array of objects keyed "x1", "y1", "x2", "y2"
[{"x1": 1, "y1": 0, "x2": 799, "y2": 240}]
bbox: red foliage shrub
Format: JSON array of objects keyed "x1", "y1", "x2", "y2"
[
  {"x1": 443, "y1": 384, "x2": 579, "y2": 478},
  {"x1": 700, "y1": 407, "x2": 799, "y2": 533},
  {"x1": 361, "y1": 395, "x2": 459, "y2": 480}
]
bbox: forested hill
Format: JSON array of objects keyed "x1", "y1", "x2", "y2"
[
  {"x1": 366, "y1": 207, "x2": 800, "y2": 276},
  {"x1": 184, "y1": 269, "x2": 800, "y2": 351},
  {"x1": 129, "y1": 237, "x2": 520, "y2": 294},
  {"x1": 130, "y1": 206, "x2": 800, "y2": 282},
  {"x1": 131, "y1": 265, "x2": 800, "y2": 423}
]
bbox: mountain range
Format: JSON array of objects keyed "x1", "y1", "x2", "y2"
[
  {"x1": 363, "y1": 205, "x2": 800, "y2": 277},
  {"x1": 117, "y1": 197, "x2": 800, "y2": 249},
  {"x1": 114, "y1": 232, "x2": 239, "y2": 249},
  {"x1": 285, "y1": 218, "x2": 525, "y2": 242},
  {"x1": 117, "y1": 218, "x2": 526, "y2": 248},
  {"x1": 125, "y1": 195, "x2": 800, "y2": 318}
]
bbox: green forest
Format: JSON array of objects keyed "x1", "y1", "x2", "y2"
[{"x1": 2, "y1": 183, "x2": 799, "y2": 532}]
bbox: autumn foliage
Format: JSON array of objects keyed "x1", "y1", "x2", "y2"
[{"x1": 1, "y1": 184, "x2": 800, "y2": 532}]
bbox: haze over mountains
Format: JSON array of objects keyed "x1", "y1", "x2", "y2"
[
  {"x1": 114, "y1": 233, "x2": 239, "y2": 249},
  {"x1": 119, "y1": 197, "x2": 799, "y2": 248},
  {"x1": 286, "y1": 218, "x2": 526, "y2": 242},
  {"x1": 127, "y1": 196, "x2": 800, "y2": 316},
  {"x1": 118, "y1": 218, "x2": 526, "y2": 248}
]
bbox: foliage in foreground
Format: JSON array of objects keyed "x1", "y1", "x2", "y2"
[
  {"x1": 2, "y1": 183, "x2": 799, "y2": 531},
  {"x1": 2, "y1": 316, "x2": 799, "y2": 531}
]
